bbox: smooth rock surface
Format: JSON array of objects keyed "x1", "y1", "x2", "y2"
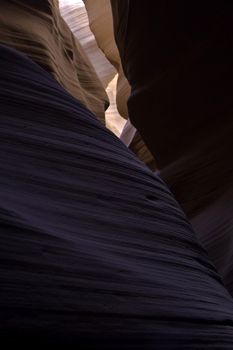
[{"x1": 111, "y1": 0, "x2": 233, "y2": 294}]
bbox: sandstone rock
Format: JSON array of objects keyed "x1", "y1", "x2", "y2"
[
  {"x1": 83, "y1": 0, "x2": 155, "y2": 167},
  {"x1": 0, "y1": 0, "x2": 108, "y2": 122},
  {"x1": 1, "y1": 44, "x2": 233, "y2": 348},
  {"x1": 59, "y1": 0, "x2": 127, "y2": 136},
  {"x1": 83, "y1": 0, "x2": 130, "y2": 119}
]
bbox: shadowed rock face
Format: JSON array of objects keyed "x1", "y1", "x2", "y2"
[
  {"x1": 1, "y1": 43, "x2": 233, "y2": 349},
  {"x1": 0, "y1": 0, "x2": 108, "y2": 122},
  {"x1": 161, "y1": 123, "x2": 233, "y2": 294},
  {"x1": 111, "y1": 0, "x2": 233, "y2": 294}
]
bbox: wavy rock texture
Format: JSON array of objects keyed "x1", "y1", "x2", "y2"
[
  {"x1": 83, "y1": 0, "x2": 130, "y2": 120},
  {"x1": 1, "y1": 44, "x2": 233, "y2": 349},
  {"x1": 0, "y1": 0, "x2": 108, "y2": 122},
  {"x1": 59, "y1": 0, "x2": 115, "y2": 88},
  {"x1": 111, "y1": 0, "x2": 233, "y2": 294},
  {"x1": 83, "y1": 0, "x2": 156, "y2": 167},
  {"x1": 59, "y1": 0, "x2": 126, "y2": 136}
]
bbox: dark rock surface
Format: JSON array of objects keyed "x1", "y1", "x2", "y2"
[
  {"x1": 112, "y1": 0, "x2": 233, "y2": 295},
  {"x1": 0, "y1": 44, "x2": 233, "y2": 348}
]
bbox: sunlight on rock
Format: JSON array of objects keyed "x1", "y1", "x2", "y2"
[{"x1": 59, "y1": 0, "x2": 125, "y2": 136}]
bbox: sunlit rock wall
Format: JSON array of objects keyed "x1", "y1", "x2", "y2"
[
  {"x1": 59, "y1": 0, "x2": 115, "y2": 88},
  {"x1": 82, "y1": 0, "x2": 155, "y2": 168},
  {"x1": 83, "y1": 0, "x2": 130, "y2": 120},
  {"x1": 0, "y1": 0, "x2": 108, "y2": 122},
  {"x1": 59, "y1": 0, "x2": 127, "y2": 135}
]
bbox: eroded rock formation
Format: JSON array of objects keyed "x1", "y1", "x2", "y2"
[
  {"x1": 83, "y1": 0, "x2": 156, "y2": 168},
  {"x1": 1, "y1": 43, "x2": 233, "y2": 348},
  {"x1": 59, "y1": 0, "x2": 128, "y2": 136},
  {"x1": 0, "y1": 0, "x2": 108, "y2": 121}
]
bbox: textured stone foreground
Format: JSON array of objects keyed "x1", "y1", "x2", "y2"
[
  {"x1": 1, "y1": 43, "x2": 233, "y2": 349},
  {"x1": 0, "y1": 1, "x2": 233, "y2": 348}
]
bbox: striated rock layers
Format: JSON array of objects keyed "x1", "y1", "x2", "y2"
[
  {"x1": 84, "y1": 0, "x2": 130, "y2": 120},
  {"x1": 59, "y1": 0, "x2": 126, "y2": 137},
  {"x1": 1, "y1": 43, "x2": 233, "y2": 349},
  {"x1": 83, "y1": 0, "x2": 156, "y2": 169},
  {"x1": 0, "y1": 0, "x2": 108, "y2": 122},
  {"x1": 59, "y1": 0, "x2": 115, "y2": 89}
]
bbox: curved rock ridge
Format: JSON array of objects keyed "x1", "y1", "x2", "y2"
[
  {"x1": 59, "y1": 0, "x2": 116, "y2": 88},
  {"x1": 1, "y1": 43, "x2": 233, "y2": 349},
  {"x1": 0, "y1": 0, "x2": 108, "y2": 122},
  {"x1": 83, "y1": 0, "x2": 156, "y2": 167},
  {"x1": 105, "y1": 74, "x2": 127, "y2": 136},
  {"x1": 83, "y1": 0, "x2": 130, "y2": 120},
  {"x1": 59, "y1": 0, "x2": 126, "y2": 136}
]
